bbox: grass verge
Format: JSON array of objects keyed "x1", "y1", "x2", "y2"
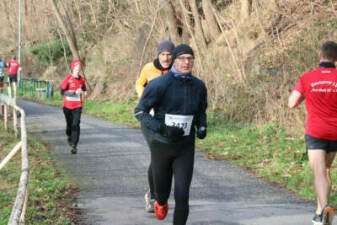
[
  {"x1": 17, "y1": 90, "x2": 337, "y2": 206},
  {"x1": 0, "y1": 122, "x2": 81, "y2": 225}
]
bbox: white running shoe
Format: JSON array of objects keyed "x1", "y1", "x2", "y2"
[{"x1": 144, "y1": 190, "x2": 155, "y2": 213}]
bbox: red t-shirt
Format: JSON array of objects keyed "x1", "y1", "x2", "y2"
[
  {"x1": 7, "y1": 60, "x2": 20, "y2": 75},
  {"x1": 60, "y1": 74, "x2": 86, "y2": 109},
  {"x1": 294, "y1": 66, "x2": 337, "y2": 140}
]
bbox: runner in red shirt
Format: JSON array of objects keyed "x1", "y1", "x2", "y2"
[
  {"x1": 288, "y1": 41, "x2": 337, "y2": 225},
  {"x1": 60, "y1": 59, "x2": 87, "y2": 154},
  {"x1": 7, "y1": 56, "x2": 21, "y2": 98}
]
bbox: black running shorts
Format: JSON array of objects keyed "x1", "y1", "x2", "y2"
[
  {"x1": 305, "y1": 134, "x2": 337, "y2": 152},
  {"x1": 8, "y1": 74, "x2": 17, "y2": 83}
]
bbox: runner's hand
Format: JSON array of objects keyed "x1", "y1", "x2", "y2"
[
  {"x1": 159, "y1": 123, "x2": 184, "y2": 140},
  {"x1": 197, "y1": 126, "x2": 207, "y2": 139},
  {"x1": 75, "y1": 88, "x2": 82, "y2": 95}
]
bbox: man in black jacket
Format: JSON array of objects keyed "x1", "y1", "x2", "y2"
[{"x1": 135, "y1": 44, "x2": 207, "y2": 225}]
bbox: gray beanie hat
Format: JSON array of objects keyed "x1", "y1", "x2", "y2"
[{"x1": 157, "y1": 40, "x2": 175, "y2": 55}]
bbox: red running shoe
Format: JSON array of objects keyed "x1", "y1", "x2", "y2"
[{"x1": 154, "y1": 201, "x2": 168, "y2": 220}]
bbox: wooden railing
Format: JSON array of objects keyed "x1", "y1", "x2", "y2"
[{"x1": 0, "y1": 94, "x2": 29, "y2": 225}]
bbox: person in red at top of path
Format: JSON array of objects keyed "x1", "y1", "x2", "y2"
[
  {"x1": 60, "y1": 59, "x2": 87, "y2": 154},
  {"x1": 288, "y1": 41, "x2": 337, "y2": 225},
  {"x1": 7, "y1": 56, "x2": 21, "y2": 98}
]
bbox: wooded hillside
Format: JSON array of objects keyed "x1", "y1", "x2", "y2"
[{"x1": 1, "y1": 0, "x2": 337, "y2": 131}]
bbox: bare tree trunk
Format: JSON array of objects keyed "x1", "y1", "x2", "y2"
[
  {"x1": 202, "y1": 0, "x2": 220, "y2": 41},
  {"x1": 3, "y1": 1, "x2": 15, "y2": 40},
  {"x1": 162, "y1": 0, "x2": 181, "y2": 43},
  {"x1": 105, "y1": 0, "x2": 113, "y2": 24},
  {"x1": 74, "y1": 0, "x2": 83, "y2": 26},
  {"x1": 56, "y1": 28, "x2": 70, "y2": 68},
  {"x1": 240, "y1": 0, "x2": 252, "y2": 21},
  {"x1": 180, "y1": 0, "x2": 191, "y2": 43},
  {"x1": 62, "y1": 3, "x2": 79, "y2": 51},
  {"x1": 188, "y1": 0, "x2": 207, "y2": 49},
  {"x1": 133, "y1": 0, "x2": 141, "y2": 15},
  {"x1": 179, "y1": 0, "x2": 204, "y2": 73},
  {"x1": 212, "y1": 7, "x2": 247, "y2": 83},
  {"x1": 137, "y1": 1, "x2": 160, "y2": 75},
  {"x1": 23, "y1": 0, "x2": 28, "y2": 16},
  {"x1": 89, "y1": 0, "x2": 98, "y2": 28},
  {"x1": 49, "y1": 0, "x2": 80, "y2": 60}
]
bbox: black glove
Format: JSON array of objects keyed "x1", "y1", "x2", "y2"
[
  {"x1": 197, "y1": 126, "x2": 207, "y2": 139},
  {"x1": 159, "y1": 123, "x2": 184, "y2": 140}
]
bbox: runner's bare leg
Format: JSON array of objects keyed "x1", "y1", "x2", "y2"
[
  {"x1": 309, "y1": 150, "x2": 333, "y2": 212},
  {"x1": 315, "y1": 152, "x2": 336, "y2": 214}
]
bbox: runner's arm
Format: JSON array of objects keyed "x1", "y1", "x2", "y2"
[
  {"x1": 82, "y1": 79, "x2": 87, "y2": 97},
  {"x1": 135, "y1": 68, "x2": 148, "y2": 98},
  {"x1": 288, "y1": 90, "x2": 304, "y2": 109},
  {"x1": 60, "y1": 76, "x2": 77, "y2": 97},
  {"x1": 195, "y1": 84, "x2": 208, "y2": 128},
  {"x1": 134, "y1": 82, "x2": 162, "y2": 132},
  {"x1": 60, "y1": 88, "x2": 77, "y2": 97}
]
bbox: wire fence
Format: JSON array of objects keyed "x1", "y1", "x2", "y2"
[{"x1": 0, "y1": 93, "x2": 29, "y2": 225}]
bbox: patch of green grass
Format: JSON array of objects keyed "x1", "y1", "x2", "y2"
[
  {"x1": 0, "y1": 122, "x2": 79, "y2": 225},
  {"x1": 84, "y1": 99, "x2": 138, "y2": 127}
]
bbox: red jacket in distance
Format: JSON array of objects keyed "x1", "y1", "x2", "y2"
[{"x1": 60, "y1": 74, "x2": 86, "y2": 109}]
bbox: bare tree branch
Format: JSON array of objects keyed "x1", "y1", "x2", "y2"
[
  {"x1": 188, "y1": 0, "x2": 207, "y2": 49},
  {"x1": 162, "y1": 0, "x2": 181, "y2": 43},
  {"x1": 49, "y1": 0, "x2": 80, "y2": 60},
  {"x1": 202, "y1": 0, "x2": 221, "y2": 41}
]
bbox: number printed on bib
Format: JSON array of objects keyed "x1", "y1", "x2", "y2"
[
  {"x1": 165, "y1": 114, "x2": 194, "y2": 136},
  {"x1": 66, "y1": 94, "x2": 80, "y2": 101}
]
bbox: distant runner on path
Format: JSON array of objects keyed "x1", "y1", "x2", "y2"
[
  {"x1": 135, "y1": 40, "x2": 175, "y2": 213},
  {"x1": 60, "y1": 59, "x2": 87, "y2": 154},
  {"x1": 288, "y1": 41, "x2": 337, "y2": 225},
  {"x1": 135, "y1": 44, "x2": 208, "y2": 225},
  {"x1": 7, "y1": 56, "x2": 20, "y2": 98},
  {"x1": 0, "y1": 55, "x2": 7, "y2": 93}
]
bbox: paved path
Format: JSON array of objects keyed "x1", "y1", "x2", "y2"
[{"x1": 18, "y1": 100, "x2": 329, "y2": 225}]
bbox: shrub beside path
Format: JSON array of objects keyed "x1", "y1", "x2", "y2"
[{"x1": 18, "y1": 100, "x2": 324, "y2": 225}]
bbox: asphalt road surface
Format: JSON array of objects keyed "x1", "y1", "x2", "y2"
[{"x1": 18, "y1": 100, "x2": 332, "y2": 225}]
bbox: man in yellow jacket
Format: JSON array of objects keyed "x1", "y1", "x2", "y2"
[
  {"x1": 136, "y1": 40, "x2": 175, "y2": 98},
  {"x1": 136, "y1": 40, "x2": 174, "y2": 213}
]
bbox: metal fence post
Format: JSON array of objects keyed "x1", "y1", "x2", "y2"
[
  {"x1": 29, "y1": 80, "x2": 33, "y2": 96},
  {"x1": 50, "y1": 81, "x2": 54, "y2": 98},
  {"x1": 4, "y1": 104, "x2": 8, "y2": 131},
  {"x1": 13, "y1": 107, "x2": 18, "y2": 138}
]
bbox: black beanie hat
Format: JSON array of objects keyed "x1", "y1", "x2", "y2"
[{"x1": 172, "y1": 44, "x2": 194, "y2": 61}]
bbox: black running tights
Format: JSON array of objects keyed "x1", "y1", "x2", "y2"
[
  {"x1": 141, "y1": 124, "x2": 155, "y2": 198},
  {"x1": 150, "y1": 139, "x2": 195, "y2": 225},
  {"x1": 63, "y1": 107, "x2": 82, "y2": 148}
]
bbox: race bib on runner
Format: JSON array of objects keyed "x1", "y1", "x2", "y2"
[
  {"x1": 165, "y1": 114, "x2": 194, "y2": 136},
  {"x1": 66, "y1": 94, "x2": 80, "y2": 102}
]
